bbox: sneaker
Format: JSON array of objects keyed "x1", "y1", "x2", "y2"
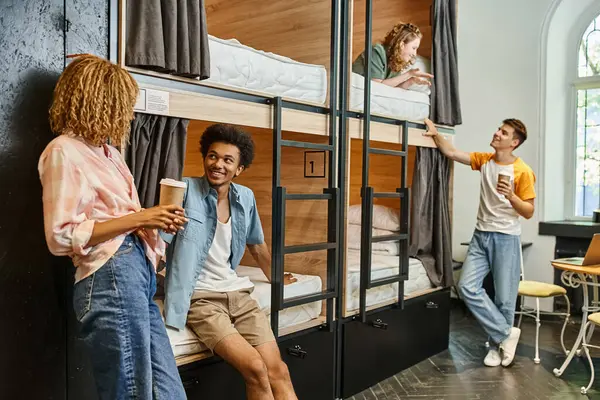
[
  {"x1": 500, "y1": 327, "x2": 521, "y2": 367},
  {"x1": 483, "y1": 348, "x2": 501, "y2": 367}
]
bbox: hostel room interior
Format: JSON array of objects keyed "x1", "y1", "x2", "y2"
[{"x1": 3, "y1": 0, "x2": 600, "y2": 399}]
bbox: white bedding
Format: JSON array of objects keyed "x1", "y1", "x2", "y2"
[
  {"x1": 349, "y1": 72, "x2": 430, "y2": 121},
  {"x1": 157, "y1": 266, "x2": 323, "y2": 358},
  {"x1": 345, "y1": 249, "x2": 434, "y2": 313},
  {"x1": 205, "y1": 35, "x2": 328, "y2": 104}
]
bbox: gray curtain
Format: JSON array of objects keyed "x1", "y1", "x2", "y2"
[
  {"x1": 409, "y1": 147, "x2": 453, "y2": 287},
  {"x1": 126, "y1": 0, "x2": 210, "y2": 80},
  {"x1": 430, "y1": 0, "x2": 462, "y2": 126},
  {"x1": 125, "y1": 113, "x2": 189, "y2": 208}
]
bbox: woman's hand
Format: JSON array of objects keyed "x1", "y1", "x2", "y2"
[
  {"x1": 408, "y1": 68, "x2": 434, "y2": 80},
  {"x1": 398, "y1": 68, "x2": 433, "y2": 88},
  {"x1": 133, "y1": 205, "x2": 187, "y2": 234}
]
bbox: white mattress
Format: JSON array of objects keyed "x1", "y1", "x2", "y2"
[
  {"x1": 345, "y1": 249, "x2": 434, "y2": 313},
  {"x1": 157, "y1": 266, "x2": 323, "y2": 358},
  {"x1": 205, "y1": 35, "x2": 328, "y2": 104},
  {"x1": 349, "y1": 72, "x2": 430, "y2": 121}
]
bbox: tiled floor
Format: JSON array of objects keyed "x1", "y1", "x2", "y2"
[{"x1": 347, "y1": 303, "x2": 600, "y2": 400}]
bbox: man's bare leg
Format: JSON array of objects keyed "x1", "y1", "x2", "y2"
[
  {"x1": 256, "y1": 341, "x2": 298, "y2": 400},
  {"x1": 213, "y1": 333, "x2": 274, "y2": 400}
]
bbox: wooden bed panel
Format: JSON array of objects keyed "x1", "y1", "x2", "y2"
[
  {"x1": 185, "y1": 120, "x2": 332, "y2": 288},
  {"x1": 348, "y1": 139, "x2": 416, "y2": 209},
  {"x1": 351, "y1": 0, "x2": 433, "y2": 60},
  {"x1": 205, "y1": 0, "x2": 333, "y2": 67}
]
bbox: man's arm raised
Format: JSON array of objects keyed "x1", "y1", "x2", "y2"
[{"x1": 423, "y1": 118, "x2": 471, "y2": 165}]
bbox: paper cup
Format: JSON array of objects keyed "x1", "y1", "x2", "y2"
[
  {"x1": 498, "y1": 173, "x2": 511, "y2": 185},
  {"x1": 159, "y1": 178, "x2": 186, "y2": 206}
]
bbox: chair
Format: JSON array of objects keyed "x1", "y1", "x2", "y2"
[
  {"x1": 515, "y1": 249, "x2": 570, "y2": 364},
  {"x1": 581, "y1": 313, "x2": 600, "y2": 394}
]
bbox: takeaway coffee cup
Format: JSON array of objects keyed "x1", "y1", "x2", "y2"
[
  {"x1": 159, "y1": 178, "x2": 186, "y2": 206},
  {"x1": 498, "y1": 173, "x2": 511, "y2": 185}
]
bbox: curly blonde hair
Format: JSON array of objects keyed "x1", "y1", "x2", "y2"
[
  {"x1": 49, "y1": 55, "x2": 139, "y2": 146},
  {"x1": 383, "y1": 22, "x2": 422, "y2": 73}
]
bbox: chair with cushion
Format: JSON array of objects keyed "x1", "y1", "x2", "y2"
[{"x1": 515, "y1": 250, "x2": 570, "y2": 364}]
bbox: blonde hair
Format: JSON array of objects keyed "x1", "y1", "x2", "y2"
[
  {"x1": 383, "y1": 23, "x2": 422, "y2": 73},
  {"x1": 49, "y1": 55, "x2": 139, "y2": 146}
]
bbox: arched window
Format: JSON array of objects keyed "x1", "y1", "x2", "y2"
[{"x1": 575, "y1": 14, "x2": 600, "y2": 217}]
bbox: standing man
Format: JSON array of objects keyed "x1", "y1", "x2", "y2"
[{"x1": 424, "y1": 118, "x2": 535, "y2": 367}]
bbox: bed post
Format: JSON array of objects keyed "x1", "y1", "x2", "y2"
[{"x1": 335, "y1": 0, "x2": 351, "y2": 397}]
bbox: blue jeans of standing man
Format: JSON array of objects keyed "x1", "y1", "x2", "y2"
[
  {"x1": 73, "y1": 234, "x2": 186, "y2": 400},
  {"x1": 458, "y1": 229, "x2": 521, "y2": 345}
]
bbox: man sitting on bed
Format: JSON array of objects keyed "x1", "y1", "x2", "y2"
[
  {"x1": 161, "y1": 123, "x2": 298, "y2": 400},
  {"x1": 424, "y1": 118, "x2": 535, "y2": 368}
]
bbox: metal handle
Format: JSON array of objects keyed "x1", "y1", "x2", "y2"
[
  {"x1": 181, "y1": 377, "x2": 199, "y2": 389},
  {"x1": 426, "y1": 301, "x2": 439, "y2": 309},
  {"x1": 371, "y1": 318, "x2": 388, "y2": 330},
  {"x1": 287, "y1": 344, "x2": 307, "y2": 359}
]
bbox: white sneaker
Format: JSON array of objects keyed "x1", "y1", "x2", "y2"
[
  {"x1": 483, "y1": 348, "x2": 501, "y2": 367},
  {"x1": 500, "y1": 327, "x2": 521, "y2": 367}
]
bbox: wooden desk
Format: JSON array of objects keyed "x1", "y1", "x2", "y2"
[{"x1": 550, "y1": 261, "x2": 600, "y2": 378}]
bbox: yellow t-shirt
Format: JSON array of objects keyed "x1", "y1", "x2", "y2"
[{"x1": 470, "y1": 152, "x2": 536, "y2": 235}]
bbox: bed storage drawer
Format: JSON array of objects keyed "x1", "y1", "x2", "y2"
[
  {"x1": 341, "y1": 288, "x2": 450, "y2": 398},
  {"x1": 279, "y1": 329, "x2": 335, "y2": 400},
  {"x1": 404, "y1": 289, "x2": 451, "y2": 364},
  {"x1": 178, "y1": 329, "x2": 335, "y2": 400},
  {"x1": 178, "y1": 356, "x2": 246, "y2": 399}
]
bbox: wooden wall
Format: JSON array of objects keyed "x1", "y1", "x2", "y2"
[
  {"x1": 204, "y1": 0, "x2": 432, "y2": 69},
  {"x1": 205, "y1": 0, "x2": 333, "y2": 67},
  {"x1": 185, "y1": 120, "x2": 332, "y2": 288},
  {"x1": 349, "y1": 139, "x2": 416, "y2": 210}
]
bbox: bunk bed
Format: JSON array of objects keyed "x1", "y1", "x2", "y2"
[{"x1": 71, "y1": 1, "x2": 460, "y2": 400}]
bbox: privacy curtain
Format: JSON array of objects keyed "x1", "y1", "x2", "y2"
[
  {"x1": 409, "y1": 147, "x2": 453, "y2": 287},
  {"x1": 125, "y1": 113, "x2": 189, "y2": 208},
  {"x1": 126, "y1": 0, "x2": 210, "y2": 79},
  {"x1": 430, "y1": 0, "x2": 462, "y2": 126}
]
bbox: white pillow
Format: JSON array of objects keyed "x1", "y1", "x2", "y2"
[
  {"x1": 346, "y1": 224, "x2": 400, "y2": 256},
  {"x1": 347, "y1": 204, "x2": 401, "y2": 232}
]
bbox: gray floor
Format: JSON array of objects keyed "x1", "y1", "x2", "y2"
[{"x1": 346, "y1": 304, "x2": 600, "y2": 400}]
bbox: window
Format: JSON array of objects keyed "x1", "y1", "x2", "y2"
[{"x1": 574, "y1": 14, "x2": 600, "y2": 217}]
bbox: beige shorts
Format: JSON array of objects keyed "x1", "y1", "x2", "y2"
[{"x1": 187, "y1": 288, "x2": 275, "y2": 351}]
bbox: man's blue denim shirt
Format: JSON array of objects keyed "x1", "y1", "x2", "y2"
[{"x1": 160, "y1": 176, "x2": 264, "y2": 330}]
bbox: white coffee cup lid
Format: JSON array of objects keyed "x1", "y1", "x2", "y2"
[{"x1": 160, "y1": 178, "x2": 187, "y2": 188}]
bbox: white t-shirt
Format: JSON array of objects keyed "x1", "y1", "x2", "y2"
[
  {"x1": 470, "y1": 152, "x2": 536, "y2": 236},
  {"x1": 194, "y1": 217, "x2": 254, "y2": 292}
]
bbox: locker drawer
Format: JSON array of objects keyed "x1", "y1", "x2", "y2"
[
  {"x1": 279, "y1": 329, "x2": 335, "y2": 400},
  {"x1": 342, "y1": 289, "x2": 450, "y2": 398}
]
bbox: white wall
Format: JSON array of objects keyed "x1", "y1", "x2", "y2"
[{"x1": 453, "y1": 0, "x2": 556, "y2": 310}]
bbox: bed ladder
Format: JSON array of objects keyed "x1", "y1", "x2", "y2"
[
  {"x1": 357, "y1": 120, "x2": 411, "y2": 324},
  {"x1": 269, "y1": 96, "x2": 340, "y2": 338},
  {"x1": 357, "y1": 0, "x2": 410, "y2": 324}
]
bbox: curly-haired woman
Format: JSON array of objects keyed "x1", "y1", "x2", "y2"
[
  {"x1": 38, "y1": 55, "x2": 187, "y2": 399},
  {"x1": 352, "y1": 22, "x2": 434, "y2": 89}
]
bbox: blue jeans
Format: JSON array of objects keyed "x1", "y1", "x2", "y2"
[
  {"x1": 73, "y1": 235, "x2": 186, "y2": 400},
  {"x1": 458, "y1": 229, "x2": 521, "y2": 344}
]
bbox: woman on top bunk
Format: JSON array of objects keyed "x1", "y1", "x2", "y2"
[{"x1": 352, "y1": 22, "x2": 433, "y2": 89}]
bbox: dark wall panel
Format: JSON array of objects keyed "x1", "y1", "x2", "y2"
[
  {"x1": 0, "y1": 1, "x2": 67, "y2": 398},
  {"x1": 0, "y1": 0, "x2": 109, "y2": 398}
]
